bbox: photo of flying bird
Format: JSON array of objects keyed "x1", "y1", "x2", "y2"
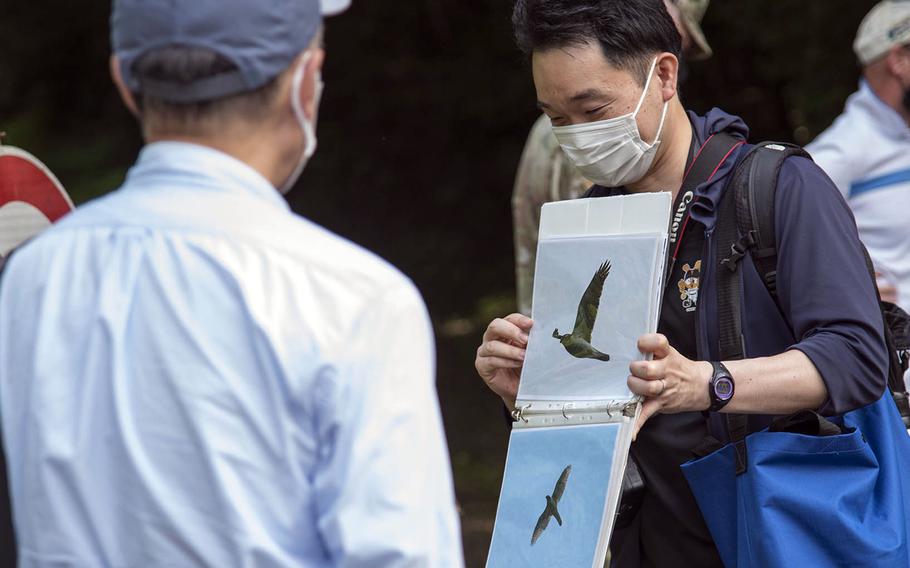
[
  {"x1": 531, "y1": 464, "x2": 572, "y2": 546},
  {"x1": 552, "y1": 260, "x2": 612, "y2": 361}
]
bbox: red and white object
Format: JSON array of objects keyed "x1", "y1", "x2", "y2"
[{"x1": 0, "y1": 145, "x2": 74, "y2": 258}]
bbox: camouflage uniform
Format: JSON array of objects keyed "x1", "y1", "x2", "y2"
[
  {"x1": 511, "y1": 114, "x2": 589, "y2": 316},
  {"x1": 511, "y1": 0, "x2": 712, "y2": 316}
]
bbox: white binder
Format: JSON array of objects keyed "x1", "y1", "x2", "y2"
[{"x1": 487, "y1": 192, "x2": 672, "y2": 568}]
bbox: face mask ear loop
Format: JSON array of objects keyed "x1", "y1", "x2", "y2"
[
  {"x1": 290, "y1": 52, "x2": 316, "y2": 157},
  {"x1": 632, "y1": 56, "x2": 661, "y2": 118},
  {"x1": 649, "y1": 99, "x2": 670, "y2": 146},
  {"x1": 290, "y1": 56, "x2": 307, "y2": 123},
  {"x1": 280, "y1": 51, "x2": 318, "y2": 194}
]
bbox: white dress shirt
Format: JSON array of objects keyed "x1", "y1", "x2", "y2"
[
  {"x1": 0, "y1": 142, "x2": 464, "y2": 567},
  {"x1": 807, "y1": 81, "x2": 910, "y2": 312}
]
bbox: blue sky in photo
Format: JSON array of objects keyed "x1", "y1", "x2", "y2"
[
  {"x1": 519, "y1": 234, "x2": 662, "y2": 402},
  {"x1": 487, "y1": 423, "x2": 620, "y2": 568}
]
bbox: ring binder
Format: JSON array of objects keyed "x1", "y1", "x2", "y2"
[
  {"x1": 511, "y1": 400, "x2": 640, "y2": 429},
  {"x1": 512, "y1": 403, "x2": 531, "y2": 423},
  {"x1": 487, "y1": 193, "x2": 670, "y2": 568}
]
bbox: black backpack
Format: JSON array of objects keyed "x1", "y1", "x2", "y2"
[
  {"x1": 714, "y1": 140, "x2": 910, "y2": 471},
  {"x1": 616, "y1": 135, "x2": 910, "y2": 515}
]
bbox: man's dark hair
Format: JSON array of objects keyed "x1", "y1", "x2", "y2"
[
  {"x1": 512, "y1": 0, "x2": 682, "y2": 85},
  {"x1": 132, "y1": 46, "x2": 283, "y2": 136}
]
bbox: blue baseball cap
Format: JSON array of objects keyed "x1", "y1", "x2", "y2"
[{"x1": 111, "y1": 0, "x2": 350, "y2": 103}]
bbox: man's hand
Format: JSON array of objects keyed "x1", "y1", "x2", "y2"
[
  {"x1": 475, "y1": 314, "x2": 533, "y2": 409},
  {"x1": 627, "y1": 333, "x2": 713, "y2": 440}
]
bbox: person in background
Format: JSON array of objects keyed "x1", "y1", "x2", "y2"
[
  {"x1": 512, "y1": 0, "x2": 712, "y2": 316},
  {"x1": 0, "y1": 0, "x2": 464, "y2": 565},
  {"x1": 807, "y1": 0, "x2": 910, "y2": 311},
  {"x1": 477, "y1": 0, "x2": 888, "y2": 564}
]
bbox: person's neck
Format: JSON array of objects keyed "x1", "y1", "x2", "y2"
[
  {"x1": 865, "y1": 71, "x2": 910, "y2": 128},
  {"x1": 147, "y1": 128, "x2": 292, "y2": 189},
  {"x1": 625, "y1": 102, "x2": 693, "y2": 198}
]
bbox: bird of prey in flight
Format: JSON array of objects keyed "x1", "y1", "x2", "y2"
[
  {"x1": 531, "y1": 465, "x2": 572, "y2": 546},
  {"x1": 552, "y1": 260, "x2": 612, "y2": 361}
]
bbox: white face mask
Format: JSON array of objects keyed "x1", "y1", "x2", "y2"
[
  {"x1": 279, "y1": 51, "x2": 323, "y2": 194},
  {"x1": 551, "y1": 57, "x2": 668, "y2": 188}
]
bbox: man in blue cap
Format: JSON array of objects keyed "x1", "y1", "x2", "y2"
[{"x1": 0, "y1": 1, "x2": 464, "y2": 566}]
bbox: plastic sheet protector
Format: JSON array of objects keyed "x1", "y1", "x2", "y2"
[{"x1": 487, "y1": 193, "x2": 671, "y2": 568}]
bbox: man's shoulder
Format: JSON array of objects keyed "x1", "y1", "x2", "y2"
[
  {"x1": 767, "y1": 155, "x2": 857, "y2": 242},
  {"x1": 718, "y1": 152, "x2": 846, "y2": 241},
  {"x1": 179, "y1": 203, "x2": 421, "y2": 306},
  {"x1": 809, "y1": 112, "x2": 875, "y2": 152},
  {"x1": 777, "y1": 154, "x2": 844, "y2": 202},
  {"x1": 806, "y1": 90, "x2": 886, "y2": 165},
  {"x1": 0, "y1": 197, "x2": 108, "y2": 275},
  {"x1": 5, "y1": 192, "x2": 417, "y2": 310},
  {"x1": 274, "y1": 216, "x2": 417, "y2": 297}
]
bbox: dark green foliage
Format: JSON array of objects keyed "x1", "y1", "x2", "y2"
[
  {"x1": 0, "y1": 0, "x2": 877, "y2": 320},
  {"x1": 0, "y1": 2, "x2": 882, "y2": 559}
]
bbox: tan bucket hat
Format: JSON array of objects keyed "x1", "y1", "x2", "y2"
[{"x1": 673, "y1": 0, "x2": 713, "y2": 60}]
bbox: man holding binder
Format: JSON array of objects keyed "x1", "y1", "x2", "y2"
[
  {"x1": 0, "y1": 0, "x2": 463, "y2": 565},
  {"x1": 476, "y1": 0, "x2": 888, "y2": 565},
  {"x1": 511, "y1": 0, "x2": 713, "y2": 319}
]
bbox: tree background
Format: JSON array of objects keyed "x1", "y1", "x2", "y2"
[{"x1": 0, "y1": 1, "x2": 879, "y2": 564}]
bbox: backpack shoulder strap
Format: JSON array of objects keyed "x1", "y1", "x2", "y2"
[
  {"x1": 716, "y1": 142, "x2": 807, "y2": 359},
  {"x1": 714, "y1": 142, "x2": 809, "y2": 474},
  {"x1": 731, "y1": 142, "x2": 811, "y2": 297},
  {"x1": 714, "y1": 167, "x2": 749, "y2": 473}
]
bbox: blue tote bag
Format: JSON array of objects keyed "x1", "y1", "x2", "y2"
[{"x1": 681, "y1": 394, "x2": 910, "y2": 567}]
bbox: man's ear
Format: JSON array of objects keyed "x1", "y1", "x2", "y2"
[
  {"x1": 656, "y1": 52, "x2": 679, "y2": 102},
  {"x1": 885, "y1": 45, "x2": 910, "y2": 80},
  {"x1": 110, "y1": 55, "x2": 141, "y2": 118},
  {"x1": 296, "y1": 48, "x2": 325, "y2": 122}
]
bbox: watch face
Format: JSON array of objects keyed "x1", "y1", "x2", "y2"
[{"x1": 714, "y1": 377, "x2": 734, "y2": 401}]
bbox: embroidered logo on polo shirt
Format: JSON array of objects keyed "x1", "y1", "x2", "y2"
[{"x1": 677, "y1": 260, "x2": 701, "y2": 313}]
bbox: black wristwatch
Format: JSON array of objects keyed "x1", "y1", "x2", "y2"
[{"x1": 708, "y1": 362, "x2": 735, "y2": 412}]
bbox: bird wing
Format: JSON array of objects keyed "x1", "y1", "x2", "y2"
[
  {"x1": 551, "y1": 465, "x2": 572, "y2": 503},
  {"x1": 572, "y1": 261, "x2": 611, "y2": 343},
  {"x1": 531, "y1": 507, "x2": 551, "y2": 545}
]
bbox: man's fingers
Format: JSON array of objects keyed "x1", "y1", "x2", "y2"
[
  {"x1": 482, "y1": 317, "x2": 530, "y2": 345},
  {"x1": 633, "y1": 398, "x2": 662, "y2": 441},
  {"x1": 504, "y1": 313, "x2": 534, "y2": 331},
  {"x1": 627, "y1": 375, "x2": 665, "y2": 398},
  {"x1": 638, "y1": 333, "x2": 671, "y2": 359},
  {"x1": 477, "y1": 340, "x2": 526, "y2": 363},
  {"x1": 629, "y1": 359, "x2": 664, "y2": 381},
  {"x1": 476, "y1": 356, "x2": 523, "y2": 378}
]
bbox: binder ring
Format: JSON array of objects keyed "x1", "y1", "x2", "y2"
[{"x1": 512, "y1": 403, "x2": 531, "y2": 423}]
